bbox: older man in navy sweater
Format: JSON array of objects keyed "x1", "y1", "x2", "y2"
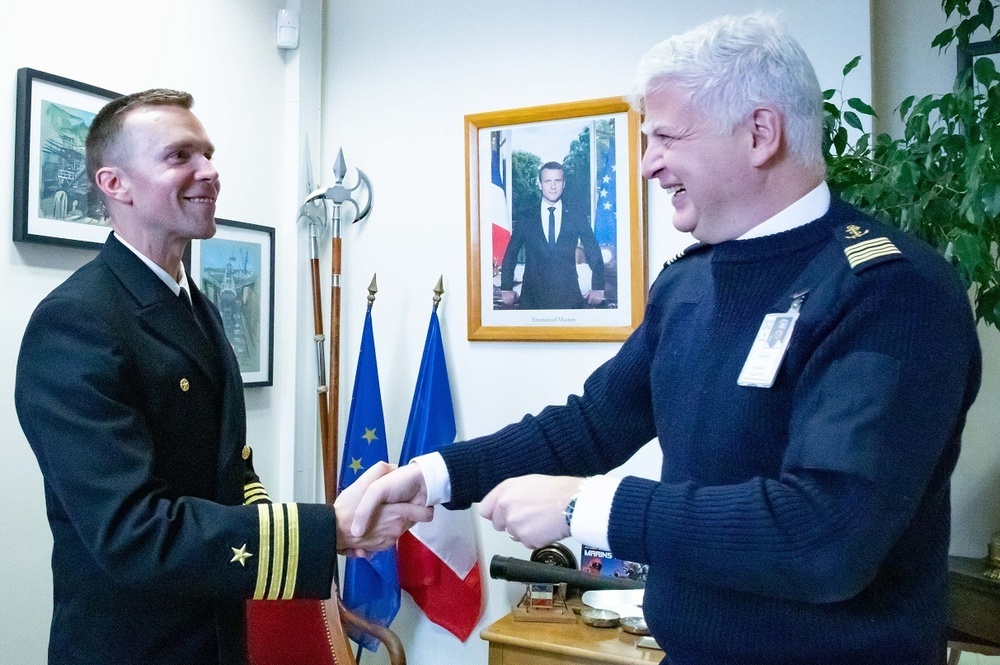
[{"x1": 354, "y1": 14, "x2": 981, "y2": 664}]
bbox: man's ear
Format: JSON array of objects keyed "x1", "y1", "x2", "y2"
[
  {"x1": 94, "y1": 166, "x2": 132, "y2": 205},
  {"x1": 747, "y1": 106, "x2": 783, "y2": 167}
]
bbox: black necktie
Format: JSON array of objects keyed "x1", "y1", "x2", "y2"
[
  {"x1": 547, "y1": 206, "x2": 556, "y2": 247},
  {"x1": 179, "y1": 286, "x2": 193, "y2": 309}
]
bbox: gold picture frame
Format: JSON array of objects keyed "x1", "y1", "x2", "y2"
[{"x1": 465, "y1": 96, "x2": 647, "y2": 342}]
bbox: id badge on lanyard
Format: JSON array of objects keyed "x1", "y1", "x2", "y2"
[{"x1": 737, "y1": 290, "x2": 809, "y2": 388}]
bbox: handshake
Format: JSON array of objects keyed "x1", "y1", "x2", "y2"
[{"x1": 332, "y1": 461, "x2": 585, "y2": 556}]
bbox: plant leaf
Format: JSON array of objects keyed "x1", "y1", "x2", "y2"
[
  {"x1": 843, "y1": 55, "x2": 862, "y2": 77},
  {"x1": 932, "y1": 27, "x2": 956, "y2": 49},
  {"x1": 899, "y1": 95, "x2": 916, "y2": 119},
  {"x1": 844, "y1": 110, "x2": 864, "y2": 131},
  {"x1": 981, "y1": 181, "x2": 1000, "y2": 217},
  {"x1": 974, "y1": 54, "x2": 999, "y2": 86},
  {"x1": 847, "y1": 97, "x2": 878, "y2": 117},
  {"x1": 978, "y1": 0, "x2": 995, "y2": 31}
]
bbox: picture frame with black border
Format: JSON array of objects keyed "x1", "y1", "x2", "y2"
[
  {"x1": 185, "y1": 218, "x2": 275, "y2": 387},
  {"x1": 13, "y1": 68, "x2": 120, "y2": 249}
]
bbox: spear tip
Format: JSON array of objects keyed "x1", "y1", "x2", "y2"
[
  {"x1": 367, "y1": 273, "x2": 378, "y2": 304},
  {"x1": 333, "y1": 148, "x2": 347, "y2": 181}
]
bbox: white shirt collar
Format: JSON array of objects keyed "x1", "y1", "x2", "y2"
[
  {"x1": 113, "y1": 233, "x2": 192, "y2": 298},
  {"x1": 738, "y1": 181, "x2": 831, "y2": 240}
]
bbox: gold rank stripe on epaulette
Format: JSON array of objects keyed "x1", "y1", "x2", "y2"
[
  {"x1": 663, "y1": 242, "x2": 707, "y2": 269},
  {"x1": 254, "y1": 503, "x2": 300, "y2": 600},
  {"x1": 843, "y1": 236, "x2": 902, "y2": 269},
  {"x1": 243, "y1": 482, "x2": 270, "y2": 505},
  {"x1": 664, "y1": 248, "x2": 687, "y2": 267}
]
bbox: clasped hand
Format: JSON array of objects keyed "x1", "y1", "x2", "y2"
[
  {"x1": 333, "y1": 462, "x2": 432, "y2": 557},
  {"x1": 350, "y1": 464, "x2": 583, "y2": 551}
]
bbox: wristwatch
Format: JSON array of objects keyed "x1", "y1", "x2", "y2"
[{"x1": 562, "y1": 480, "x2": 587, "y2": 529}]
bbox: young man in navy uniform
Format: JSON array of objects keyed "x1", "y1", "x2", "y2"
[{"x1": 15, "y1": 89, "x2": 429, "y2": 665}]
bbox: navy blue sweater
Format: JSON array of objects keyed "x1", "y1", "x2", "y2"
[{"x1": 443, "y1": 199, "x2": 981, "y2": 664}]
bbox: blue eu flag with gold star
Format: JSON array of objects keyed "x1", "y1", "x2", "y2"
[{"x1": 338, "y1": 305, "x2": 400, "y2": 651}]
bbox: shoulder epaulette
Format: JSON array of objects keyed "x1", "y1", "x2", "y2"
[
  {"x1": 663, "y1": 242, "x2": 709, "y2": 269},
  {"x1": 838, "y1": 223, "x2": 903, "y2": 272}
]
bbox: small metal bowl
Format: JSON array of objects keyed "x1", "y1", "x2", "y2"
[
  {"x1": 581, "y1": 608, "x2": 620, "y2": 628},
  {"x1": 620, "y1": 616, "x2": 649, "y2": 635}
]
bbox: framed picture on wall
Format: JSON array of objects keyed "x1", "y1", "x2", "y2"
[
  {"x1": 957, "y1": 39, "x2": 1000, "y2": 92},
  {"x1": 13, "y1": 68, "x2": 120, "y2": 249},
  {"x1": 186, "y1": 219, "x2": 275, "y2": 387},
  {"x1": 465, "y1": 96, "x2": 647, "y2": 342}
]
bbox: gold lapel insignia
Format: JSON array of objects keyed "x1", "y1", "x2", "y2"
[
  {"x1": 844, "y1": 224, "x2": 869, "y2": 240},
  {"x1": 230, "y1": 544, "x2": 253, "y2": 567},
  {"x1": 180, "y1": 378, "x2": 190, "y2": 392}
]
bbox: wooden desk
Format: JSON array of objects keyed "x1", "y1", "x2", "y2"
[
  {"x1": 481, "y1": 561, "x2": 999, "y2": 665},
  {"x1": 481, "y1": 612, "x2": 664, "y2": 665},
  {"x1": 948, "y1": 555, "x2": 1000, "y2": 658}
]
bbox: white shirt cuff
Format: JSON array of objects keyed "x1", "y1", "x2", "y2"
[
  {"x1": 569, "y1": 475, "x2": 620, "y2": 551},
  {"x1": 411, "y1": 452, "x2": 451, "y2": 506}
]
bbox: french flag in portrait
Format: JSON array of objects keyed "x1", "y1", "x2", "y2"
[{"x1": 488, "y1": 130, "x2": 511, "y2": 270}]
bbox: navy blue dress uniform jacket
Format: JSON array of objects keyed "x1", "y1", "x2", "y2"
[
  {"x1": 15, "y1": 234, "x2": 337, "y2": 665},
  {"x1": 500, "y1": 202, "x2": 605, "y2": 309}
]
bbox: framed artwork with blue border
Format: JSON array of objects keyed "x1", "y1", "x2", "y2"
[
  {"x1": 13, "y1": 68, "x2": 120, "y2": 249},
  {"x1": 186, "y1": 218, "x2": 275, "y2": 387}
]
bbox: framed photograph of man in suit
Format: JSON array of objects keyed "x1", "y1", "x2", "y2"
[{"x1": 465, "y1": 97, "x2": 646, "y2": 342}]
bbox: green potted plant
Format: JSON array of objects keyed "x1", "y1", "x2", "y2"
[{"x1": 824, "y1": 0, "x2": 1000, "y2": 327}]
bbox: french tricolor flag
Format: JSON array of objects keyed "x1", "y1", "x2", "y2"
[
  {"x1": 488, "y1": 130, "x2": 511, "y2": 270},
  {"x1": 397, "y1": 306, "x2": 483, "y2": 641}
]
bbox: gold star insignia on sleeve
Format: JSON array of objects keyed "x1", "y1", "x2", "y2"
[
  {"x1": 230, "y1": 544, "x2": 253, "y2": 567},
  {"x1": 362, "y1": 428, "x2": 378, "y2": 444}
]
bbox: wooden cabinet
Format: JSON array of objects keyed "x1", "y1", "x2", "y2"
[
  {"x1": 948, "y1": 555, "x2": 1000, "y2": 661},
  {"x1": 481, "y1": 612, "x2": 664, "y2": 665}
]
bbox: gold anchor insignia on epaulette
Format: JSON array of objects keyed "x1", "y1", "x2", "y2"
[{"x1": 844, "y1": 225, "x2": 869, "y2": 240}]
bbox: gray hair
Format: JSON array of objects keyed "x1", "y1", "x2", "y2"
[{"x1": 627, "y1": 13, "x2": 825, "y2": 170}]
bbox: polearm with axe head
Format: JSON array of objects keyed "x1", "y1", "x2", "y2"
[{"x1": 304, "y1": 148, "x2": 373, "y2": 504}]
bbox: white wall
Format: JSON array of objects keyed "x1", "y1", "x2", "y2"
[
  {"x1": 0, "y1": 1, "x2": 318, "y2": 661},
  {"x1": 321, "y1": 2, "x2": 871, "y2": 663}
]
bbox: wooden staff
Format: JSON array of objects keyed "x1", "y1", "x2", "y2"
[
  {"x1": 321, "y1": 149, "x2": 373, "y2": 505},
  {"x1": 326, "y1": 197, "x2": 343, "y2": 505},
  {"x1": 307, "y1": 218, "x2": 331, "y2": 477}
]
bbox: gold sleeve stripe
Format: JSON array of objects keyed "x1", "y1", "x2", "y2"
[
  {"x1": 844, "y1": 237, "x2": 901, "y2": 269},
  {"x1": 267, "y1": 504, "x2": 287, "y2": 600},
  {"x1": 244, "y1": 482, "x2": 267, "y2": 497},
  {"x1": 282, "y1": 503, "x2": 300, "y2": 599},
  {"x1": 252, "y1": 503, "x2": 302, "y2": 600},
  {"x1": 254, "y1": 504, "x2": 271, "y2": 600},
  {"x1": 244, "y1": 489, "x2": 270, "y2": 505}
]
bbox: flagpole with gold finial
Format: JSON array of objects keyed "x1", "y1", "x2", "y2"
[{"x1": 433, "y1": 275, "x2": 444, "y2": 310}]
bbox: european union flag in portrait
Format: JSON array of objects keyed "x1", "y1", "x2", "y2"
[{"x1": 338, "y1": 305, "x2": 400, "y2": 652}]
